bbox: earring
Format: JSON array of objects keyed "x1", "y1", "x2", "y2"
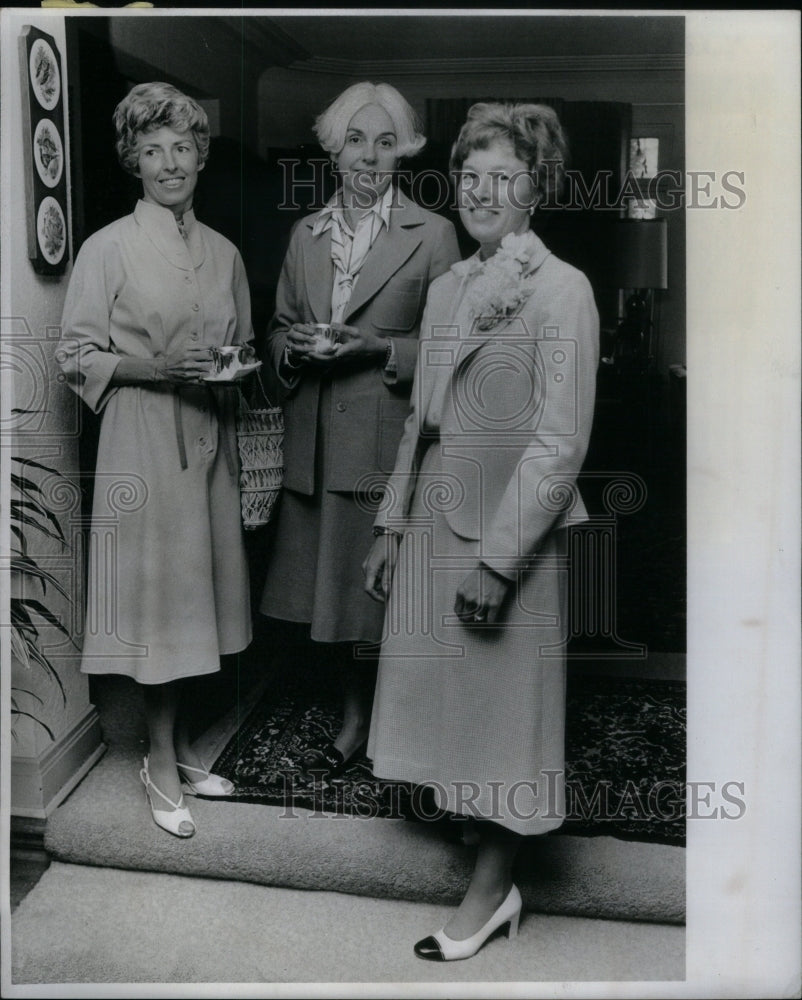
[{"x1": 529, "y1": 205, "x2": 535, "y2": 216}]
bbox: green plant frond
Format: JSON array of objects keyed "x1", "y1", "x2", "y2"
[
  {"x1": 12, "y1": 456, "x2": 60, "y2": 477},
  {"x1": 10, "y1": 627, "x2": 32, "y2": 668},
  {"x1": 11, "y1": 603, "x2": 38, "y2": 635},
  {"x1": 17, "y1": 598, "x2": 70, "y2": 637},
  {"x1": 14, "y1": 637, "x2": 68, "y2": 705},
  {"x1": 11, "y1": 687, "x2": 45, "y2": 707},
  {"x1": 10, "y1": 708, "x2": 55, "y2": 741},
  {"x1": 10, "y1": 497, "x2": 65, "y2": 542},
  {"x1": 10, "y1": 557, "x2": 70, "y2": 601},
  {"x1": 11, "y1": 470, "x2": 47, "y2": 499},
  {"x1": 10, "y1": 524, "x2": 28, "y2": 555},
  {"x1": 9, "y1": 505, "x2": 65, "y2": 545},
  {"x1": 9, "y1": 451, "x2": 71, "y2": 721}
]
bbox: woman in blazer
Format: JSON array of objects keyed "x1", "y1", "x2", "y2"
[
  {"x1": 364, "y1": 102, "x2": 599, "y2": 961},
  {"x1": 260, "y1": 82, "x2": 460, "y2": 774}
]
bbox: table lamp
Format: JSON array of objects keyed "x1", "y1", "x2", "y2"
[{"x1": 610, "y1": 219, "x2": 668, "y2": 376}]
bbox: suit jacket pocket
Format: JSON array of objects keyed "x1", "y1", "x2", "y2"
[{"x1": 372, "y1": 277, "x2": 424, "y2": 332}]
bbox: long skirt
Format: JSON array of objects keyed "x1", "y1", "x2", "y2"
[
  {"x1": 367, "y1": 441, "x2": 568, "y2": 836},
  {"x1": 259, "y1": 381, "x2": 385, "y2": 645}
]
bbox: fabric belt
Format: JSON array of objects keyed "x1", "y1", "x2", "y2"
[
  {"x1": 209, "y1": 389, "x2": 238, "y2": 477},
  {"x1": 173, "y1": 392, "x2": 188, "y2": 470},
  {"x1": 172, "y1": 387, "x2": 238, "y2": 477}
]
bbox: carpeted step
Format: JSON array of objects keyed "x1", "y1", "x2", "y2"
[
  {"x1": 45, "y1": 747, "x2": 684, "y2": 924},
  {"x1": 11, "y1": 862, "x2": 685, "y2": 984}
]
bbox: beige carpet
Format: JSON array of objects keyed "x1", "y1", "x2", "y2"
[
  {"x1": 11, "y1": 862, "x2": 685, "y2": 985},
  {"x1": 45, "y1": 745, "x2": 684, "y2": 925}
]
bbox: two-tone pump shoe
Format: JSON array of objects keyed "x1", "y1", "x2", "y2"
[{"x1": 413, "y1": 884, "x2": 522, "y2": 962}]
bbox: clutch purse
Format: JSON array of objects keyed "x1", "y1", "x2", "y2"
[{"x1": 236, "y1": 370, "x2": 284, "y2": 531}]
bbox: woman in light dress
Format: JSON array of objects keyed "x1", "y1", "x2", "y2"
[{"x1": 58, "y1": 83, "x2": 253, "y2": 838}]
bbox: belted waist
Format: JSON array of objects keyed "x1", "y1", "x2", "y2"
[{"x1": 171, "y1": 385, "x2": 238, "y2": 476}]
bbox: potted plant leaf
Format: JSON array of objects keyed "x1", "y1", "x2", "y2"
[{"x1": 10, "y1": 448, "x2": 71, "y2": 741}]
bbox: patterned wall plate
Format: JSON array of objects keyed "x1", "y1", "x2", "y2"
[
  {"x1": 36, "y1": 196, "x2": 66, "y2": 265},
  {"x1": 29, "y1": 36, "x2": 60, "y2": 111},
  {"x1": 33, "y1": 118, "x2": 63, "y2": 188}
]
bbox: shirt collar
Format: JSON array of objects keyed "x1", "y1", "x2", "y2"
[
  {"x1": 134, "y1": 199, "x2": 205, "y2": 270},
  {"x1": 312, "y1": 185, "x2": 393, "y2": 238}
]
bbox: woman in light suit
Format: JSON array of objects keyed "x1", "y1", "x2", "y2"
[
  {"x1": 364, "y1": 102, "x2": 599, "y2": 961},
  {"x1": 260, "y1": 82, "x2": 460, "y2": 774}
]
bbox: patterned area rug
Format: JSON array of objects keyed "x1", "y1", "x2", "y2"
[{"x1": 211, "y1": 673, "x2": 685, "y2": 846}]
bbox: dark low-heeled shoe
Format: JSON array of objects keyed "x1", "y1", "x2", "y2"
[{"x1": 302, "y1": 741, "x2": 365, "y2": 779}]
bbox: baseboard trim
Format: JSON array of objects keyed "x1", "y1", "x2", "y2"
[
  {"x1": 10, "y1": 815, "x2": 48, "y2": 855},
  {"x1": 11, "y1": 705, "x2": 106, "y2": 819}
]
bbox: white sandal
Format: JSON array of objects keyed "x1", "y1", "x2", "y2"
[
  {"x1": 177, "y1": 760, "x2": 235, "y2": 797},
  {"x1": 140, "y1": 756, "x2": 195, "y2": 838}
]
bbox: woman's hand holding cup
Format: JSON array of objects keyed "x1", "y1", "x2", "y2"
[
  {"x1": 286, "y1": 323, "x2": 340, "y2": 367},
  {"x1": 156, "y1": 344, "x2": 213, "y2": 383},
  {"x1": 332, "y1": 323, "x2": 386, "y2": 361}
]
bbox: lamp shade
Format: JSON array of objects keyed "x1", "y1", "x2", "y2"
[{"x1": 609, "y1": 218, "x2": 668, "y2": 290}]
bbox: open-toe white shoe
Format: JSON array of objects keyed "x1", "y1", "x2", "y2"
[
  {"x1": 177, "y1": 761, "x2": 235, "y2": 797},
  {"x1": 140, "y1": 756, "x2": 195, "y2": 838}
]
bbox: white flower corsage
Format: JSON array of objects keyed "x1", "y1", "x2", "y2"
[{"x1": 466, "y1": 230, "x2": 541, "y2": 331}]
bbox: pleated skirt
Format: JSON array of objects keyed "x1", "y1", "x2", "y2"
[{"x1": 367, "y1": 441, "x2": 568, "y2": 835}]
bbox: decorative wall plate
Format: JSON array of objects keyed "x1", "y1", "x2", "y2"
[
  {"x1": 33, "y1": 117, "x2": 63, "y2": 188},
  {"x1": 19, "y1": 25, "x2": 69, "y2": 275},
  {"x1": 37, "y1": 196, "x2": 66, "y2": 265},
  {"x1": 29, "y1": 36, "x2": 60, "y2": 111}
]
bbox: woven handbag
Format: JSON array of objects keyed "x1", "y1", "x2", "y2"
[{"x1": 236, "y1": 372, "x2": 284, "y2": 531}]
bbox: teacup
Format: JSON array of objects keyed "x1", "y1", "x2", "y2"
[
  {"x1": 310, "y1": 323, "x2": 339, "y2": 355},
  {"x1": 210, "y1": 345, "x2": 256, "y2": 374}
]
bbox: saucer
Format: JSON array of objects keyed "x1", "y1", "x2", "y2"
[{"x1": 202, "y1": 360, "x2": 262, "y2": 384}]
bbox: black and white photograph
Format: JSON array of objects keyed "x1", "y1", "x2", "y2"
[{"x1": 0, "y1": 7, "x2": 799, "y2": 998}]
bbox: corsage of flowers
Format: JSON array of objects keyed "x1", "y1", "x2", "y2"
[{"x1": 466, "y1": 230, "x2": 540, "y2": 331}]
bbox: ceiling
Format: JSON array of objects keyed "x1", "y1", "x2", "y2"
[{"x1": 263, "y1": 13, "x2": 685, "y2": 64}]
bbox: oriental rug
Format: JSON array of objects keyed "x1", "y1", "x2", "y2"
[{"x1": 211, "y1": 672, "x2": 685, "y2": 846}]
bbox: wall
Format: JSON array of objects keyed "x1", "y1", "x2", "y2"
[
  {"x1": 2, "y1": 9, "x2": 102, "y2": 813},
  {"x1": 107, "y1": 16, "x2": 269, "y2": 154}
]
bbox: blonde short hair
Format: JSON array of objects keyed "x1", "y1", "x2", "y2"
[
  {"x1": 314, "y1": 81, "x2": 426, "y2": 159},
  {"x1": 450, "y1": 102, "x2": 568, "y2": 203},
  {"x1": 113, "y1": 82, "x2": 210, "y2": 175}
]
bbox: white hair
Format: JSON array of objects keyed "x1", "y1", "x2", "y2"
[{"x1": 314, "y1": 81, "x2": 426, "y2": 159}]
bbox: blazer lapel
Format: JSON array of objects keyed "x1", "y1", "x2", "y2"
[
  {"x1": 343, "y1": 192, "x2": 425, "y2": 322},
  {"x1": 302, "y1": 221, "x2": 335, "y2": 322}
]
